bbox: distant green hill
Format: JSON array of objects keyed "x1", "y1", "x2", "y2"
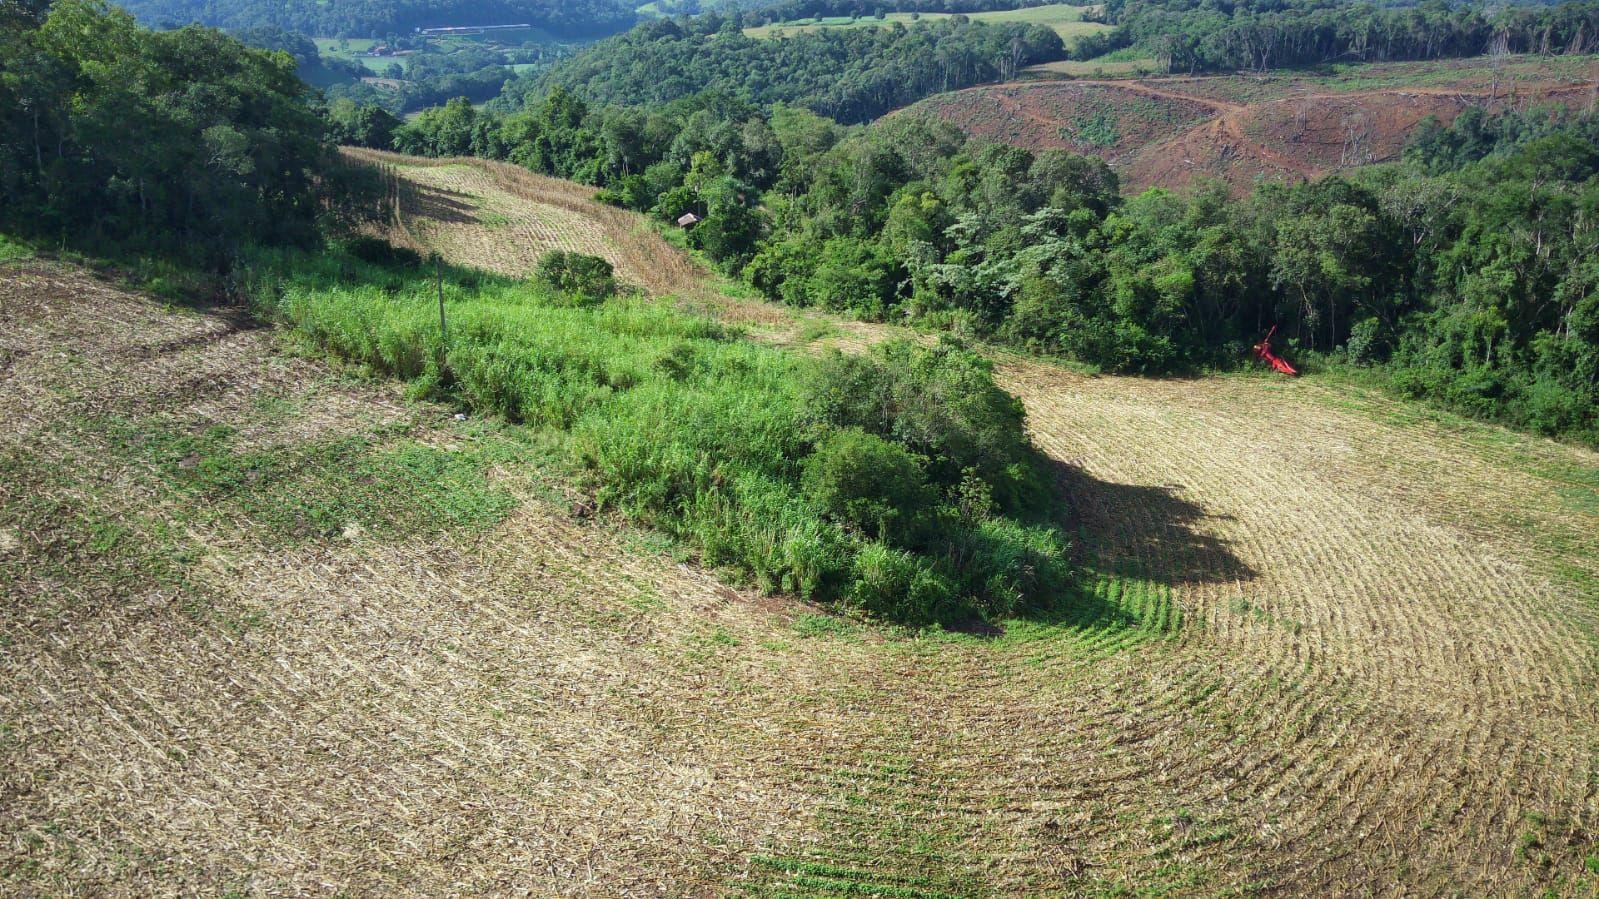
[{"x1": 114, "y1": 0, "x2": 637, "y2": 39}]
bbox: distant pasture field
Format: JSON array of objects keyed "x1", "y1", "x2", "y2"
[
  {"x1": 743, "y1": 3, "x2": 1111, "y2": 44},
  {"x1": 313, "y1": 38, "x2": 399, "y2": 74}
]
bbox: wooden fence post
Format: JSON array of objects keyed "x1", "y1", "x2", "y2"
[{"x1": 436, "y1": 254, "x2": 447, "y2": 342}]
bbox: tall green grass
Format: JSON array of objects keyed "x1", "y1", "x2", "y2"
[
  {"x1": 240, "y1": 244, "x2": 1073, "y2": 626},
  {"x1": 0, "y1": 234, "x2": 33, "y2": 262}
]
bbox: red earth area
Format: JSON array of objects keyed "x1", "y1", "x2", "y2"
[{"x1": 896, "y1": 55, "x2": 1599, "y2": 192}]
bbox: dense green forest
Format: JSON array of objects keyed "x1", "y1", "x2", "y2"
[
  {"x1": 0, "y1": 0, "x2": 332, "y2": 252},
  {"x1": 392, "y1": 86, "x2": 1599, "y2": 444},
  {"x1": 114, "y1": 0, "x2": 636, "y2": 39},
  {"x1": 510, "y1": 14, "x2": 1066, "y2": 123},
  {"x1": 738, "y1": 0, "x2": 1063, "y2": 27},
  {"x1": 1081, "y1": 0, "x2": 1599, "y2": 72}
]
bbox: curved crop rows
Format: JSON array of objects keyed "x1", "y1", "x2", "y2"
[
  {"x1": 343, "y1": 148, "x2": 709, "y2": 297},
  {"x1": 3, "y1": 161, "x2": 1597, "y2": 895},
  {"x1": 367, "y1": 160, "x2": 1599, "y2": 893}
]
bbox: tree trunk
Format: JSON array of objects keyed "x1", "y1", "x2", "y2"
[{"x1": 32, "y1": 109, "x2": 44, "y2": 176}]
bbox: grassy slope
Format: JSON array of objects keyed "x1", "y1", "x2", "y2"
[
  {"x1": 3, "y1": 156, "x2": 1599, "y2": 895},
  {"x1": 743, "y1": 3, "x2": 1111, "y2": 45}
]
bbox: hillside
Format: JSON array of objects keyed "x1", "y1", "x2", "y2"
[
  {"x1": 6, "y1": 157, "x2": 1598, "y2": 894},
  {"x1": 529, "y1": 13, "x2": 1067, "y2": 123},
  {"x1": 899, "y1": 53, "x2": 1599, "y2": 191},
  {"x1": 344, "y1": 148, "x2": 708, "y2": 296}
]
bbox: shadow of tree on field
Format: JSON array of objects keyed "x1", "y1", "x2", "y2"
[
  {"x1": 1047, "y1": 458, "x2": 1256, "y2": 588},
  {"x1": 948, "y1": 459, "x2": 1257, "y2": 637},
  {"x1": 401, "y1": 183, "x2": 481, "y2": 226}
]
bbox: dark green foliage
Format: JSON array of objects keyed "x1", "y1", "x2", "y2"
[
  {"x1": 0, "y1": 0, "x2": 332, "y2": 254},
  {"x1": 535, "y1": 250, "x2": 618, "y2": 303},
  {"x1": 1098, "y1": 0, "x2": 1599, "y2": 74},
  {"x1": 114, "y1": 0, "x2": 636, "y2": 39},
  {"x1": 743, "y1": 0, "x2": 1061, "y2": 28},
  {"x1": 803, "y1": 428, "x2": 930, "y2": 542},
  {"x1": 231, "y1": 25, "x2": 316, "y2": 64},
  {"x1": 344, "y1": 235, "x2": 422, "y2": 268},
  {"x1": 527, "y1": 14, "x2": 1066, "y2": 124},
  {"x1": 803, "y1": 341, "x2": 1049, "y2": 515},
  {"x1": 802, "y1": 239, "x2": 900, "y2": 318},
  {"x1": 324, "y1": 99, "x2": 404, "y2": 148}
]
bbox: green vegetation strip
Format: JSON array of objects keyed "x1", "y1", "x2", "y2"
[{"x1": 240, "y1": 244, "x2": 1078, "y2": 627}]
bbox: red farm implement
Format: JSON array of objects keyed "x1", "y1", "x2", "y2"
[{"x1": 1252, "y1": 326, "x2": 1298, "y2": 376}]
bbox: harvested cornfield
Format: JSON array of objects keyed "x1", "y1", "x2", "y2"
[
  {"x1": 3, "y1": 160, "x2": 1599, "y2": 896},
  {"x1": 343, "y1": 147, "x2": 708, "y2": 297}
]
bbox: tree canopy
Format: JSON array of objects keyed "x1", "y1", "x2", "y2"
[
  {"x1": 1082, "y1": 0, "x2": 1599, "y2": 73},
  {"x1": 519, "y1": 13, "x2": 1066, "y2": 124},
  {"x1": 113, "y1": 0, "x2": 637, "y2": 39},
  {"x1": 389, "y1": 84, "x2": 1599, "y2": 444},
  {"x1": 1, "y1": 0, "x2": 335, "y2": 251}
]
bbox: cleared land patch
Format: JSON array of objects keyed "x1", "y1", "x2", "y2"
[
  {"x1": 3, "y1": 161, "x2": 1599, "y2": 895},
  {"x1": 904, "y1": 53, "x2": 1599, "y2": 191},
  {"x1": 902, "y1": 82, "x2": 1218, "y2": 167}
]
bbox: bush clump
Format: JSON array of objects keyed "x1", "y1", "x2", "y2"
[
  {"x1": 535, "y1": 250, "x2": 618, "y2": 304},
  {"x1": 803, "y1": 428, "x2": 930, "y2": 543}
]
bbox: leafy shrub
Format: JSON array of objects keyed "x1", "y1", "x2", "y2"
[
  {"x1": 802, "y1": 339, "x2": 1049, "y2": 516},
  {"x1": 804, "y1": 238, "x2": 900, "y2": 318},
  {"x1": 1345, "y1": 316, "x2": 1387, "y2": 365},
  {"x1": 1520, "y1": 377, "x2": 1593, "y2": 436},
  {"x1": 803, "y1": 428, "x2": 930, "y2": 542},
  {"x1": 535, "y1": 250, "x2": 618, "y2": 304},
  {"x1": 954, "y1": 517, "x2": 1072, "y2": 619},
  {"x1": 846, "y1": 543, "x2": 957, "y2": 625}
]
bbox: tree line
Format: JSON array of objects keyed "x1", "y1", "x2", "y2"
[
  {"x1": 114, "y1": 0, "x2": 636, "y2": 40},
  {"x1": 738, "y1": 0, "x2": 1061, "y2": 28},
  {"x1": 1087, "y1": 0, "x2": 1599, "y2": 73},
  {"x1": 0, "y1": 0, "x2": 335, "y2": 254}
]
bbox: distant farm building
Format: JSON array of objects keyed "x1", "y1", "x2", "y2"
[{"x1": 676, "y1": 213, "x2": 701, "y2": 227}]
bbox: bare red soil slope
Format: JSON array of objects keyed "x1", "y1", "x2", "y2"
[{"x1": 899, "y1": 55, "x2": 1599, "y2": 192}]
